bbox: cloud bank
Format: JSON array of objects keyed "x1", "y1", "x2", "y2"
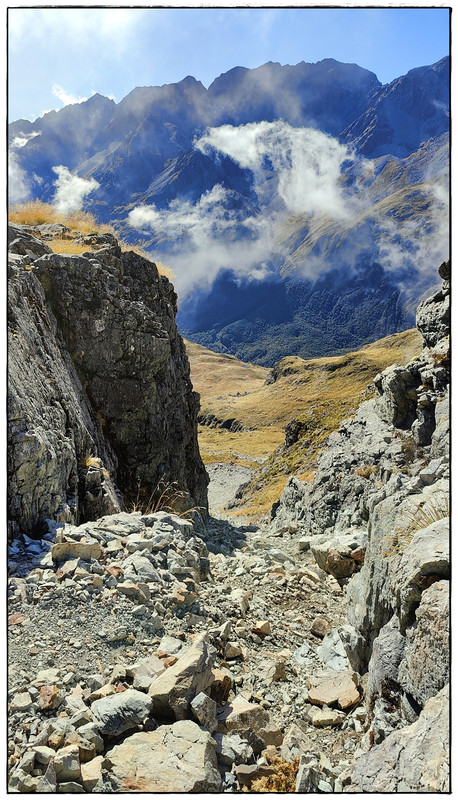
[
  {"x1": 129, "y1": 121, "x2": 360, "y2": 296},
  {"x1": 128, "y1": 120, "x2": 448, "y2": 301},
  {"x1": 129, "y1": 184, "x2": 274, "y2": 296},
  {"x1": 52, "y1": 166, "x2": 99, "y2": 214}
]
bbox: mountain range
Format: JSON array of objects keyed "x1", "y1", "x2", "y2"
[{"x1": 9, "y1": 57, "x2": 449, "y2": 365}]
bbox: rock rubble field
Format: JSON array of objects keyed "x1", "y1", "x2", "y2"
[{"x1": 8, "y1": 502, "x2": 369, "y2": 792}]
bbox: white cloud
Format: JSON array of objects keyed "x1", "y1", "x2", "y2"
[
  {"x1": 52, "y1": 84, "x2": 91, "y2": 108},
  {"x1": 8, "y1": 152, "x2": 31, "y2": 205},
  {"x1": 8, "y1": 132, "x2": 43, "y2": 203},
  {"x1": 129, "y1": 185, "x2": 274, "y2": 296},
  {"x1": 196, "y1": 121, "x2": 356, "y2": 219},
  {"x1": 11, "y1": 131, "x2": 41, "y2": 149},
  {"x1": 52, "y1": 165, "x2": 99, "y2": 214}
]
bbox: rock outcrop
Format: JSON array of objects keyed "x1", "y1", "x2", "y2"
[
  {"x1": 8, "y1": 224, "x2": 208, "y2": 536},
  {"x1": 272, "y1": 261, "x2": 450, "y2": 791}
]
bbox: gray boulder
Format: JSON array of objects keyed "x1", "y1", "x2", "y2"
[
  {"x1": 91, "y1": 689, "x2": 153, "y2": 735},
  {"x1": 104, "y1": 720, "x2": 222, "y2": 792}
]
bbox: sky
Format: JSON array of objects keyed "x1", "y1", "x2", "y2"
[{"x1": 7, "y1": 4, "x2": 450, "y2": 123}]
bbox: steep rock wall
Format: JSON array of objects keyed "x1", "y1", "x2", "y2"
[
  {"x1": 272, "y1": 261, "x2": 450, "y2": 791},
  {"x1": 7, "y1": 225, "x2": 208, "y2": 537}
]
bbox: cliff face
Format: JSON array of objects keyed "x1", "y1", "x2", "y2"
[
  {"x1": 272, "y1": 261, "x2": 450, "y2": 791},
  {"x1": 7, "y1": 224, "x2": 208, "y2": 537}
]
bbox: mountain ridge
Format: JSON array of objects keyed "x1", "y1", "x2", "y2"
[{"x1": 9, "y1": 56, "x2": 449, "y2": 364}]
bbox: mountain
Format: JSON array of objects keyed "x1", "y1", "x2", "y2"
[{"x1": 9, "y1": 57, "x2": 449, "y2": 363}]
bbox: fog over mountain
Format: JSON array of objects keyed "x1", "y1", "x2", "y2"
[{"x1": 9, "y1": 57, "x2": 449, "y2": 364}]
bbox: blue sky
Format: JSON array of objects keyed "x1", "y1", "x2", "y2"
[{"x1": 8, "y1": 6, "x2": 450, "y2": 123}]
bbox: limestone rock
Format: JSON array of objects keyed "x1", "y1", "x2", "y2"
[
  {"x1": 148, "y1": 633, "x2": 216, "y2": 719},
  {"x1": 52, "y1": 541, "x2": 102, "y2": 563},
  {"x1": 54, "y1": 744, "x2": 81, "y2": 783},
  {"x1": 391, "y1": 517, "x2": 449, "y2": 632},
  {"x1": 7, "y1": 225, "x2": 207, "y2": 537},
  {"x1": 310, "y1": 707, "x2": 345, "y2": 727},
  {"x1": 105, "y1": 720, "x2": 222, "y2": 792},
  {"x1": 217, "y1": 697, "x2": 270, "y2": 736},
  {"x1": 213, "y1": 732, "x2": 253, "y2": 766},
  {"x1": 235, "y1": 763, "x2": 276, "y2": 788},
  {"x1": 351, "y1": 685, "x2": 449, "y2": 792},
  {"x1": 91, "y1": 689, "x2": 153, "y2": 735},
  {"x1": 398, "y1": 580, "x2": 449, "y2": 706},
  {"x1": 308, "y1": 671, "x2": 360, "y2": 710},
  {"x1": 366, "y1": 615, "x2": 406, "y2": 704},
  {"x1": 190, "y1": 691, "x2": 218, "y2": 733},
  {"x1": 80, "y1": 755, "x2": 104, "y2": 792}
]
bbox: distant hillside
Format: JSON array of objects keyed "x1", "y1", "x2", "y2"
[{"x1": 186, "y1": 327, "x2": 423, "y2": 517}]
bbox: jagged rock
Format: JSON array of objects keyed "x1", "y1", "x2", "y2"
[
  {"x1": 51, "y1": 541, "x2": 102, "y2": 563},
  {"x1": 373, "y1": 364, "x2": 419, "y2": 427},
  {"x1": 217, "y1": 697, "x2": 270, "y2": 735},
  {"x1": 7, "y1": 226, "x2": 207, "y2": 537},
  {"x1": 213, "y1": 732, "x2": 254, "y2": 766},
  {"x1": 365, "y1": 615, "x2": 406, "y2": 704},
  {"x1": 325, "y1": 548, "x2": 358, "y2": 579},
  {"x1": 308, "y1": 671, "x2": 360, "y2": 710},
  {"x1": 351, "y1": 685, "x2": 449, "y2": 792},
  {"x1": 104, "y1": 720, "x2": 222, "y2": 792},
  {"x1": 91, "y1": 689, "x2": 153, "y2": 735},
  {"x1": 397, "y1": 580, "x2": 449, "y2": 706},
  {"x1": 36, "y1": 759, "x2": 57, "y2": 792},
  {"x1": 126, "y1": 656, "x2": 165, "y2": 691},
  {"x1": 9, "y1": 691, "x2": 33, "y2": 711},
  {"x1": 416, "y1": 286, "x2": 450, "y2": 350},
  {"x1": 148, "y1": 633, "x2": 216, "y2": 719},
  {"x1": 391, "y1": 517, "x2": 449, "y2": 633},
  {"x1": 258, "y1": 658, "x2": 287, "y2": 684},
  {"x1": 310, "y1": 707, "x2": 346, "y2": 727},
  {"x1": 235, "y1": 763, "x2": 276, "y2": 788},
  {"x1": 208, "y1": 668, "x2": 233, "y2": 704},
  {"x1": 53, "y1": 744, "x2": 81, "y2": 783},
  {"x1": 80, "y1": 755, "x2": 104, "y2": 791},
  {"x1": 190, "y1": 691, "x2": 218, "y2": 732}
]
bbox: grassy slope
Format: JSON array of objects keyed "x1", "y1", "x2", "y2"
[{"x1": 187, "y1": 328, "x2": 423, "y2": 518}]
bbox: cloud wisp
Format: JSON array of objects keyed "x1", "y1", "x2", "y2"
[
  {"x1": 196, "y1": 121, "x2": 356, "y2": 219},
  {"x1": 52, "y1": 166, "x2": 99, "y2": 215},
  {"x1": 129, "y1": 184, "x2": 274, "y2": 296},
  {"x1": 128, "y1": 121, "x2": 360, "y2": 296}
]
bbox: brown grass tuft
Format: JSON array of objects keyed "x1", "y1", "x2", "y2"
[{"x1": 9, "y1": 199, "x2": 174, "y2": 278}]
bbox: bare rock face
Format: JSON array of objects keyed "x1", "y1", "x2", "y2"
[
  {"x1": 270, "y1": 262, "x2": 450, "y2": 791},
  {"x1": 7, "y1": 225, "x2": 208, "y2": 536},
  {"x1": 351, "y1": 685, "x2": 449, "y2": 792}
]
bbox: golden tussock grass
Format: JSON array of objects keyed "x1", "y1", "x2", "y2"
[
  {"x1": 9, "y1": 200, "x2": 105, "y2": 234},
  {"x1": 9, "y1": 200, "x2": 174, "y2": 279}
]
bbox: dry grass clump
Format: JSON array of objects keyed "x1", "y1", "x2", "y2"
[
  {"x1": 9, "y1": 199, "x2": 174, "y2": 278},
  {"x1": 129, "y1": 478, "x2": 204, "y2": 522},
  {"x1": 378, "y1": 492, "x2": 449, "y2": 557},
  {"x1": 9, "y1": 200, "x2": 104, "y2": 234},
  {"x1": 251, "y1": 756, "x2": 300, "y2": 792}
]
